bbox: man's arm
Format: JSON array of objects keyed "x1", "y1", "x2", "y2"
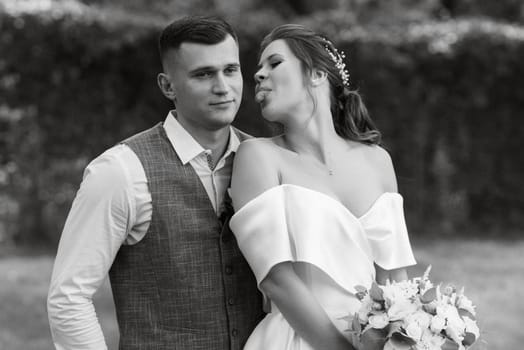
[{"x1": 47, "y1": 150, "x2": 135, "y2": 350}]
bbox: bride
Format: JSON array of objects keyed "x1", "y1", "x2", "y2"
[{"x1": 230, "y1": 24, "x2": 416, "y2": 349}]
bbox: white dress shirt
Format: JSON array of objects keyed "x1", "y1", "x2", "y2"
[{"x1": 47, "y1": 111, "x2": 240, "y2": 350}]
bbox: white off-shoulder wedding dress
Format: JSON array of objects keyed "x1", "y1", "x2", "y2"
[{"x1": 230, "y1": 184, "x2": 416, "y2": 349}]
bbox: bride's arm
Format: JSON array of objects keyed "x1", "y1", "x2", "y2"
[
  {"x1": 261, "y1": 263, "x2": 355, "y2": 350},
  {"x1": 373, "y1": 146, "x2": 411, "y2": 285},
  {"x1": 376, "y1": 264, "x2": 408, "y2": 284}
]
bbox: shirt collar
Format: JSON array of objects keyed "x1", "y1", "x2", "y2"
[{"x1": 163, "y1": 110, "x2": 240, "y2": 165}]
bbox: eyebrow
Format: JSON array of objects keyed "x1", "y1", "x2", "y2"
[
  {"x1": 189, "y1": 63, "x2": 240, "y2": 75},
  {"x1": 257, "y1": 53, "x2": 282, "y2": 70}
]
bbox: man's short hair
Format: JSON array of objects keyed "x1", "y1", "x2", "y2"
[{"x1": 158, "y1": 15, "x2": 238, "y2": 60}]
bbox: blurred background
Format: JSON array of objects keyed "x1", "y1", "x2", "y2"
[{"x1": 0, "y1": 0, "x2": 523, "y2": 349}]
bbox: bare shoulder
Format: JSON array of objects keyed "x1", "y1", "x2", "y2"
[
  {"x1": 232, "y1": 138, "x2": 281, "y2": 210},
  {"x1": 363, "y1": 144, "x2": 397, "y2": 193},
  {"x1": 236, "y1": 137, "x2": 277, "y2": 158},
  {"x1": 365, "y1": 144, "x2": 393, "y2": 167}
]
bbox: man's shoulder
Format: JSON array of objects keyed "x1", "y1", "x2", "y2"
[
  {"x1": 81, "y1": 144, "x2": 139, "y2": 194},
  {"x1": 122, "y1": 122, "x2": 164, "y2": 145},
  {"x1": 88, "y1": 143, "x2": 140, "y2": 172}
]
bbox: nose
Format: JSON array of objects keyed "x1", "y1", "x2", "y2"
[
  {"x1": 254, "y1": 68, "x2": 266, "y2": 84},
  {"x1": 212, "y1": 72, "x2": 229, "y2": 94}
]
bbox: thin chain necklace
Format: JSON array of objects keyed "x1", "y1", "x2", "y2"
[
  {"x1": 281, "y1": 134, "x2": 336, "y2": 176},
  {"x1": 326, "y1": 150, "x2": 334, "y2": 176}
]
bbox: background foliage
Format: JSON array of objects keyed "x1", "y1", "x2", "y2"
[{"x1": 1, "y1": 0, "x2": 523, "y2": 245}]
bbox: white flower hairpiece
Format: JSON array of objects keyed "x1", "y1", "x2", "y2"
[{"x1": 323, "y1": 40, "x2": 350, "y2": 87}]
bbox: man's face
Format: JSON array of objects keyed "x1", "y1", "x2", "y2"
[{"x1": 162, "y1": 35, "x2": 242, "y2": 133}]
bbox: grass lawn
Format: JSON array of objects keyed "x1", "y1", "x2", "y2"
[{"x1": 0, "y1": 238, "x2": 522, "y2": 350}]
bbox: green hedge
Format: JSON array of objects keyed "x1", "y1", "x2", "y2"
[{"x1": 1, "y1": 8, "x2": 523, "y2": 245}]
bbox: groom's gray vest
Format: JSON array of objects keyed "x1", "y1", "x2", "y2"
[{"x1": 109, "y1": 123, "x2": 264, "y2": 350}]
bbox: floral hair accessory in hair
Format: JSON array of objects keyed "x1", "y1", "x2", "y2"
[{"x1": 323, "y1": 39, "x2": 350, "y2": 87}]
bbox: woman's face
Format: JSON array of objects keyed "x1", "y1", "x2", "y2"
[{"x1": 254, "y1": 39, "x2": 310, "y2": 122}]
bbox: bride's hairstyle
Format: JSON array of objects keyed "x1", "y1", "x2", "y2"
[{"x1": 259, "y1": 24, "x2": 381, "y2": 145}]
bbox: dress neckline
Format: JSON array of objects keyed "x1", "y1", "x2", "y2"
[{"x1": 234, "y1": 183, "x2": 400, "y2": 221}]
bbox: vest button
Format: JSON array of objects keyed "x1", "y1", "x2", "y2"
[
  {"x1": 232, "y1": 328, "x2": 238, "y2": 337},
  {"x1": 225, "y1": 266, "x2": 233, "y2": 274},
  {"x1": 228, "y1": 297, "x2": 235, "y2": 305}
]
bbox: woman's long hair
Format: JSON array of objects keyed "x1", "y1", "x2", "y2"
[{"x1": 259, "y1": 24, "x2": 381, "y2": 145}]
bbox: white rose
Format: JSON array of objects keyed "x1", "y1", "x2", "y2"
[
  {"x1": 430, "y1": 315, "x2": 446, "y2": 333},
  {"x1": 405, "y1": 310, "x2": 432, "y2": 330},
  {"x1": 463, "y1": 316, "x2": 480, "y2": 339},
  {"x1": 447, "y1": 309, "x2": 465, "y2": 334},
  {"x1": 399, "y1": 280, "x2": 419, "y2": 294},
  {"x1": 382, "y1": 284, "x2": 403, "y2": 303},
  {"x1": 368, "y1": 313, "x2": 389, "y2": 329},
  {"x1": 405, "y1": 322, "x2": 423, "y2": 341},
  {"x1": 421, "y1": 328, "x2": 446, "y2": 348},
  {"x1": 446, "y1": 325, "x2": 465, "y2": 344},
  {"x1": 387, "y1": 300, "x2": 418, "y2": 321},
  {"x1": 383, "y1": 282, "x2": 416, "y2": 300},
  {"x1": 437, "y1": 305, "x2": 465, "y2": 343},
  {"x1": 436, "y1": 304, "x2": 458, "y2": 321}
]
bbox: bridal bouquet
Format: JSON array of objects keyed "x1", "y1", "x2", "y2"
[{"x1": 348, "y1": 266, "x2": 479, "y2": 350}]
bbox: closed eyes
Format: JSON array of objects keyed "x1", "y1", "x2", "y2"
[{"x1": 270, "y1": 61, "x2": 282, "y2": 69}]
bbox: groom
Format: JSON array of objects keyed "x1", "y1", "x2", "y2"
[{"x1": 47, "y1": 16, "x2": 264, "y2": 349}]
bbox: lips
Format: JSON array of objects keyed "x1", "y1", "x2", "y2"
[
  {"x1": 255, "y1": 87, "x2": 271, "y2": 103},
  {"x1": 255, "y1": 86, "x2": 271, "y2": 94},
  {"x1": 209, "y1": 100, "x2": 234, "y2": 106}
]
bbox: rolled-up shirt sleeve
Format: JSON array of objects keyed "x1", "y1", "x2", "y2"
[{"x1": 47, "y1": 146, "x2": 138, "y2": 350}]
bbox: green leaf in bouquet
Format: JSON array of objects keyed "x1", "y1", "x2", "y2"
[
  {"x1": 422, "y1": 301, "x2": 437, "y2": 315},
  {"x1": 386, "y1": 321, "x2": 403, "y2": 338},
  {"x1": 387, "y1": 333, "x2": 416, "y2": 349},
  {"x1": 370, "y1": 282, "x2": 384, "y2": 301},
  {"x1": 420, "y1": 287, "x2": 437, "y2": 304},
  {"x1": 361, "y1": 327, "x2": 388, "y2": 350},
  {"x1": 462, "y1": 332, "x2": 476, "y2": 346},
  {"x1": 384, "y1": 339, "x2": 411, "y2": 350},
  {"x1": 390, "y1": 331, "x2": 417, "y2": 346},
  {"x1": 352, "y1": 312, "x2": 362, "y2": 333},
  {"x1": 458, "y1": 308, "x2": 476, "y2": 321},
  {"x1": 370, "y1": 308, "x2": 386, "y2": 316},
  {"x1": 441, "y1": 338, "x2": 460, "y2": 350}
]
